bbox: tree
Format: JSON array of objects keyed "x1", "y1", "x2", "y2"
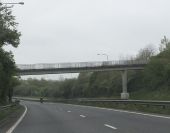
[
  {"x1": 0, "y1": 4, "x2": 21, "y2": 103},
  {"x1": 0, "y1": 48, "x2": 17, "y2": 102},
  {"x1": 0, "y1": 5, "x2": 21, "y2": 47},
  {"x1": 136, "y1": 44, "x2": 156, "y2": 61},
  {"x1": 147, "y1": 48, "x2": 170, "y2": 87},
  {"x1": 159, "y1": 36, "x2": 170, "y2": 52}
]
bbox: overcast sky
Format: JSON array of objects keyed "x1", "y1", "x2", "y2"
[{"x1": 3, "y1": 0, "x2": 170, "y2": 79}]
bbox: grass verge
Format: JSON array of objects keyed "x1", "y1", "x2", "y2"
[{"x1": 0, "y1": 104, "x2": 25, "y2": 132}]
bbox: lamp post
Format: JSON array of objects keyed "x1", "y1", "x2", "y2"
[
  {"x1": 0, "y1": 1, "x2": 24, "y2": 6},
  {"x1": 0, "y1": 2, "x2": 24, "y2": 5},
  {"x1": 0, "y1": 1, "x2": 24, "y2": 9},
  {"x1": 97, "y1": 53, "x2": 109, "y2": 61}
]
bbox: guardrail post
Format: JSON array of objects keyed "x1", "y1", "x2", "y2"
[{"x1": 121, "y1": 70, "x2": 129, "y2": 99}]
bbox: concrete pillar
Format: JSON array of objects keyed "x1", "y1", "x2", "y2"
[{"x1": 121, "y1": 70, "x2": 129, "y2": 99}]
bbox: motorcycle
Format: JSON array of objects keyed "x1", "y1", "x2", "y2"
[{"x1": 40, "y1": 97, "x2": 44, "y2": 103}]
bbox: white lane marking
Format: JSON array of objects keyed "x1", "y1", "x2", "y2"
[
  {"x1": 6, "y1": 105, "x2": 27, "y2": 133},
  {"x1": 80, "y1": 115, "x2": 86, "y2": 118},
  {"x1": 67, "y1": 111, "x2": 71, "y2": 112},
  {"x1": 104, "y1": 124, "x2": 117, "y2": 130},
  {"x1": 63, "y1": 103, "x2": 170, "y2": 119}
]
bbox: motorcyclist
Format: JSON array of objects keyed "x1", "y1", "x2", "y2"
[{"x1": 40, "y1": 97, "x2": 44, "y2": 103}]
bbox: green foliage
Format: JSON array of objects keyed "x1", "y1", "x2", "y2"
[
  {"x1": 0, "y1": 5, "x2": 21, "y2": 47},
  {"x1": 85, "y1": 71, "x2": 121, "y2": 97},
  {"x1": 128, "y1": 37, "x2": 170, "y2": 99},
  {"x1": 14, "y1": 72, "x2": 121, "y2": 99},
  {"x1": 14, "y1": 78, "x2": 76, "y2": 99},
  {"x1": 144, "y1": 49, "x2": 170, "y2": 89},
  {"x1": 0, "y1": 5, "x2": 20, "y2": 103},
  {"x1": 72, "y1": 73, "x2": 91, "y2": 97},
  {"x1": 0, "y1": 48, "x2": 17, "y2": 102}
]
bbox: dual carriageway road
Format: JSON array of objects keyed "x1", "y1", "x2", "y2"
[{"x1": 11, "y1": 101, "x2": 170, "y2": 133}]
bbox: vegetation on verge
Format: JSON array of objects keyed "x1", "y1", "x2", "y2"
[
  {"x1": 0, "y1": 104, "x2": 24, "y2": 133},
  {"x1": 0, "y1": 105, "x2": 24, "y2": 121}
]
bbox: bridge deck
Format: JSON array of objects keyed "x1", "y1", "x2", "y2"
[{"x1": 17, "y1": 60, "x2": 148, "y2": 75}]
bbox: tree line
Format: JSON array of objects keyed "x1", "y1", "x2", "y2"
[{"x1": 14, "y1": 37, "x2": 170, "y2": 100}]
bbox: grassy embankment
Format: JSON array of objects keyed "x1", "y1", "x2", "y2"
[
  {"x1": 75, "y1": 89, "x2": 170, "y2": 115},
  {"x1": 0, "y1": 104, "x2": 24, "y2": 126},
  {"x1": 131, "y1": 88, "x2": 170, "y2": 101}
]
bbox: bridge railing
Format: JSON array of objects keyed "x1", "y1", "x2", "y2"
[{"x1": 17, "y1": 60, "x2": 148, "y2": 70}]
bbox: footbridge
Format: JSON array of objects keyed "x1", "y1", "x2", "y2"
[{"x1": 16, "y1": 60, "x2": 148, "y2": 99}]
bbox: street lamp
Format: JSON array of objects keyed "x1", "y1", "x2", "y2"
[
  {"x1": 97, "y1": 53, "x2": 109, "y2": 61},
  {"x1": 0, "y1": 1, "x2": 24, "y2": 9},
  {"x1": 0, "y1": 2, "x2": 24, "y2": 5}
]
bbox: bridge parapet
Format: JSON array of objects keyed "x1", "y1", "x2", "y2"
[{"x1": 17, "y1": 60, "x2": 148, "y2": 70}]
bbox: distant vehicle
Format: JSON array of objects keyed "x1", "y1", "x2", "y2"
[
  {"x1": 15, "y1": 99, "x2": 20, "y2": 104},
  {"x1": 40, "y1": 97, "x2": 44, "y2": 103}
]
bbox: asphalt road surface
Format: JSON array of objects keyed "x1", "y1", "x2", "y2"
[{"x1": 13, "y1": 101, "x2": 170, "y2": 133}]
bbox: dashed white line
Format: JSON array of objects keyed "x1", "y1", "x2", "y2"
[
  {"x1": 104, "y1": 124, "x2": 117, "y2": 130},
  {"x1": 64, "y1": 103, "x2": 170, "y2": 119},
  {"x1": 67, "y1": 111, "x2": 71, "y2": 112},
  {"x1": 80, "y1": 115, "x2": 86, "y2": 118}
]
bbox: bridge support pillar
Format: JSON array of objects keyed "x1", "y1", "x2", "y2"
[{"x1": 121, "y1": 70, "x2": 129, "y2": 99}]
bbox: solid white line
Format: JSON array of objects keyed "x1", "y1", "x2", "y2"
[
  {"x1": 104, "y1": 124, "x2": 117, "y2": 130},
  {"x1": 63, "y1": 103, "x2": 170, "y2": 119},
  {"x1": 80, "y1": 115, "x2": 86, "y2": 118},
  {"x1": 6, "y1": 105, "x2": 27, "y2": 133}
]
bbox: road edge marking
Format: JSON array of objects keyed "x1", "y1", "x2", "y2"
[
  {"x1": 104, "y1": 124, "x2": 117, "y2": 130},
  {"x1": 6, "y1": 105, "x2": 27, "y2": 133}
]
